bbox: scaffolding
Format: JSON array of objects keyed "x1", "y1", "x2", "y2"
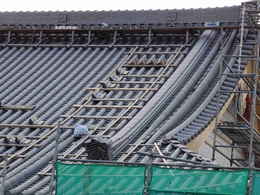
[{"x1": 211, "y1": 1, "x2": 260, "y2": 194}]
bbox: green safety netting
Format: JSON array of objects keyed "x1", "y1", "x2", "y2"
[
  {"x1": 56, "y1": 162, "x2": 249, "y2": 195},
  {"x1": 149, "y1": 167, "x2": 248, "y2": 195},
  {"x1": 56, "y1": 162, "x2": 145, "y2": 195},
  {"x1": 253, "y1": 171, "x2": 260, "y2": 195}
]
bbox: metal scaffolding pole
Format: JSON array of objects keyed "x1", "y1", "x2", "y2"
[
  {"x1": 49, "y1": 121, "x2": 61, "y2": 195},
  {"x1": 248, "y1": 3, "x2": 260, "y2": 192},
  {"x1": 239, "y1": 4, "x2": 246, "y2": 73}
]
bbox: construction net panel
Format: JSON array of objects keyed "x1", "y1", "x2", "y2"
[
  {"x1": 56, "y1": 162, "x2": 145, "y2": 195},
  {"x1": 149, "y1": 167, "x2": 248, "y2": 195},
  {"x1": 253, "y1": 171, "x2": 260, "y2": 195},
  {"x1": 56, "y1": 162, "x2": 249, "y2": 195}
]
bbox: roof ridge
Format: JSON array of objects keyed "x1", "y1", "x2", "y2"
[{"x1": 0, "y1": 5, "x2": 240, "y2": 13}]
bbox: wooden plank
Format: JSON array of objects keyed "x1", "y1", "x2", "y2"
[
  {"x1": 0, "y1": 135, "x2": 40, "y2": 139},
  {"x1": 0, "y1": 143, "x2": 41, "y2": 147},
  {"x1": 125, "y1": 51, "x2": 180, "y2": 54},
  {"x1": 0, "y1": 154, "x2": 26, "y2": 158},
  {"x1": 122, "y1": 65, "x2": 176, "y2": 68},
  {"x1": 109, "y1": 81, "x2": 163, "y2": 84},
  {"x1": 1, "y1": 43, "x2": 191, "y2": 48},
  {"x1": 85, "y1": 87, "x2": 158, "y2": 91},
  {"x1": 57, "y1": 154, "x2": 88, "y2": 157},
  {"x1": 0, "y1": 105, "x2": 35, "y2": 111},
  {"x1": 38, "y1": 172, "x2": 52, "y2": 176},
  {"x1": 0, "y1": 123, "x2": 119, "y2": 131},
  {"x1": 92, "y1": 98, "x2": 147, "y2": 102},
  {"x1": 121, "y1": 74, "x2": 168, "y2": 78},
  {"x1": 129, "y1": 144, "x2": 154, "y2": 146},
  {"x1": 0, "y1": 124, "x2": 71, "y2": 129},
  {"x1": 60, "y1": 115, "x2": 132, "y2": 120},
  {"x1": 72, "y1": 105, "x2": 143, "y2": 109}
]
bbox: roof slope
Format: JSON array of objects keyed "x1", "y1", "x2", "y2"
[
  {"x1": 0, "y1": 36, "x2": 216, "y2": 194},
  {"x1": 0, "y1": 47, "x2": 126, "y2": 193},
  {"x1": 0, "y1": 29, "x2": 255, "y2": 194}
]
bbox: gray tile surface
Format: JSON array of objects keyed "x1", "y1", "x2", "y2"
[{"x1": 0, "y1": 5, "x2": 256, "y2": 195}]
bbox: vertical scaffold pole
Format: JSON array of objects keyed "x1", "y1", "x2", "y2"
[
  {"x1": 248, "y1": 2, "x2": 260, "y2": 194},
  {"x1": 239, "y1": 4, "x2": 246, "y2": 73},
  {"x1": 49, "y1": 121, "x2": 61, "y2": 195},
  {"x1": 143, "y1": 152, "x2": 153, "y2": 195}
]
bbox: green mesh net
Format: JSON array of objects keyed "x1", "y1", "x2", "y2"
[
  {"x1": 56, "y1": 162, "x2": 145, "y2": 195},
  {"x1": 56, "y1": 162, "x2": 249, "y2": 195}
]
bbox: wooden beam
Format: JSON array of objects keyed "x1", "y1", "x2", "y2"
[
  {"x1": 85, "y1": 87, "x2": 158, "y2": 91},
  {"x1": 121, "y1": 74, "x2": 168, "y2": 78},
  {"x1": 125, "y1": 51, "x2": 180, "y2": 54},
  {"x1": 92, "y1": 98, "x2": 147, "y2": 102},
  {"x1": 0, "y1": 124, "x2": 71, "y2": 129},
  {"x1": 38, "y1": 172, "x2": 52, "y2": 176},
  {"x1": 122, "y1": 65, "x2": 176, "y2": 68},
  {"x1": 109, "y1": 81, "x2": 163, "y2": 85},
  {"x1": 60, "y1": 115, "x2": 132, "y2": 120},
  {"x1": 72, "y1": 105, "x2": 143, "y2": 109},
  {"x1": 0, "y1": 143, "x2": 41, "y2": 147},
  {"x1": 0, "y1": 135, "x2": 40, "y2": 139},
  {"x1": 0, "y1": 124, "x2": 119, "y2": 131},
  {"x1": 0, "y1": 105, "x2": 35, "y2": 111},
  {"x1": 0, "y1": 154, "x2": 26, "y2": 158},
  {"x1": 0, "y1": 26, "x2": 241, "y2": 34},
  {"x1": 57, "y1": 154, "x2": 89, "y2": 157}
]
